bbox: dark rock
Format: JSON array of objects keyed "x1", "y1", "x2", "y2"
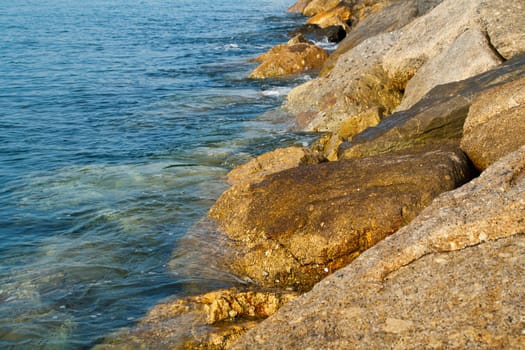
[{"x1": 289, "y1": 24, "x2": 346, "y2": 43}]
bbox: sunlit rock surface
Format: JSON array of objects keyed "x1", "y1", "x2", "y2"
[
  {"x1": 230, "y1": 145, "x2": 525, "y2": 350},
  {"x1": 209, "y1": 144, "x2": 473, "y2": 290}
]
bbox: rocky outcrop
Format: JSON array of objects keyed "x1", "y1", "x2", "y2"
[
  {"x1": 209, "y1": 144, "x2": 473, "y2": 291},
  {"x1": 286, "y1": 31, "x2": 403, "y2": 132},
  {"x1": 320, "y1": 0, "x2": 420, "y2": 75},
  {"x1": 461, "y1": 75, "x2": 525, "y2": 171},
  {"x1": 230, "y1": 145, "x2": 525, "y2": 350},
  {"x1": 285, "y1": 0, "x2": 525, "y2": 135},
  {"x1": 248, "y1": 35, "x2": 328, "y2": 79},
  {"x1": 94, "y1": 288, "x2": 298, "y2": 350},
  {"x1": 339, "y1": 54, "x2": 525, "y2": 159}
]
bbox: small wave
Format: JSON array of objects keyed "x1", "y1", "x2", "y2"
[
  {"x1": 222, "y1": 43, "x2": 240, "y2": 51},
  {"x1": 261, "y1": 86, "x2": 292, "y2": 97},
  {"x1": 312, "y1": 38, "x2": 339, "y2": 51}
]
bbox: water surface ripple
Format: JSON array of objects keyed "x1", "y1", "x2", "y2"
[{"x1": 0, "y1": 0, "x2": 311, "y2": 348}]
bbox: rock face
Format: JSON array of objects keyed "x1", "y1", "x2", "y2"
[
  {"x1": 340, "y1": 54, "x2": 525, "y2": 159},
  {"x1": 209, "y1": 144, "x2": 473, "y2": 290},
  {"x1": 285, "y1": 0, "x2": 525, "y2": 135},
  {"x1": 320, "y1": 0, "x2": 420, "y2": 75},
  {"x1": 248, "y1": 35, "x2": 328, "y2": 79},
  {"x1": 230, "y1": 145, "x2": 525, "y2": 350},
  {"x1": 286, "y1": 31, "x2": 403, "y2": 133},
  {"x1": 303, "y1": 0, "x2": 342, "y2": 17},
  {"x1": 94, "y1": 288, "x2": 298, "y2": 350},
  {"x1": 461, "y1": 75, "x2": 525, "y2": 171},
  {"x1": 395, "y1": 28, "x2": 502, "y2": 111}
]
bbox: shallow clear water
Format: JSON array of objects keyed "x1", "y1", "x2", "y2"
[{"x1": 0, "y1": 0, "x2": 312, "y2": 348}]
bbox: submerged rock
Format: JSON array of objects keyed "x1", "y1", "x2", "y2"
[
  {"x1": 248, "y1": 35, "x2": 328, "y2": 79},
  {"x1": 461, "y1": 75, "x2": 525, "y2": 171},
  {"x1": 209, "y1": 144, "x2": 473, "y2": 290},
  {"x1": 93, "y1": 288, "x2": 298, "y2": 350},
  {"x1": 230, "y1": 145, "x2": 525, "y2": 350},
  {"x1": 340, "y1": 54, "x2": 525, "y2": 159}
]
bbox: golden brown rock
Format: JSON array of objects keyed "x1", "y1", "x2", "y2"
[
  {"x1": 461, "y1": 75, "x2": 525, "y2": 170},
  {"x1": 230, "y1": 145, "x2": 525, "y2": 350},
  {"x1": 287, "y1": 0, "x2": 312, "y2": 13},
  {"x1": 209, "y1": 144, "x2": 473, "y2": 290},
  {"x1": 303, "y1": 0, "x2": 342, "y2": 17},
  {"x1": 248, "y1": 35, "x2": 328, "y2": 79},
  {"x1": 306, "y1": 4, "x2": 352, "y2": 30},
  {"x1": 93, "y1": 288, "x2": 297, "y2": 350}
]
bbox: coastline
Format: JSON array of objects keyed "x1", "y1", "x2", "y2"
[{"x1": 96, "y1": 0, "x2": 525, "y2": 348}]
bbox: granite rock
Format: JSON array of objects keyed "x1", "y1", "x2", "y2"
[
  {"x1": 340, "y1": 54, "x2": 525, "y2": 159},
  {"x1": 461, "y1": 75, "x2": 525, "y2": 170},
  {"x1": 230, "y1": 145, "x2": 525, "y2": 350}
]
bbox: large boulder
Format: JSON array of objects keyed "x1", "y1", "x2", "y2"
[
  {"x1": 285, "y1": 0, "x2": 525, "y2": 136},
  {"x1": 285, "y1": 31, "x2": 403, "y2": 132},
  {"x1": 339, "y1": 54, "x2": 525, "y2": 159},
  {"x1": 461, "y1": 75, "x2": 525, "y2": 171},
  {"x1": 320, "y1": 0, "x2": 420, "y2": 75},
  {"x1": 94, "y1": 288, "x2": 298, "y2": 350},
  {"x1": 209, "y1": 144, "x2": 473, "y2": 290},
  {"x1": 248, "y1": 35, "x2": 328, "y2": 79},
  {"x1": 287, "y1": 0, "x2": 312, "y2": 14},
  {"x1": 395, "y1": 28, "x2": 502, "y2": 111},
  {"x1": 230, "y1": 145, "x2": 525, "y2": 350}
]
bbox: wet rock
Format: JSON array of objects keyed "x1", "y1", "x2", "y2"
[
  {"x1": 248, "y1": 35, "x2": 328, "y2": 79},
  {"x1": 306, "y1": 4, "x2": 352, "y2": 30},
  {"x1": 230, "y1": 145, "x2": 525, "y2": 350},
  {"x1": 289, "y1": 24, "x2": 346, "y2": 43},
  {"x1": 226, "y1": 147, "x2": 325, "y2": 187},
  {"x1": 93, "y1": 288, "x2": 298, "y2": 350},
  {"x1": 321, "y1": 0, "x2": 419, "y2": 75},
  {"x1": 461, "y1": 75, "x2": 525, "y2": 171},
  {"x1": 209, "y1": 144, "x2": 473, "y2": 290},
  {"x1": 340, "y1": 54, "x2": 525, "y2": 159}
]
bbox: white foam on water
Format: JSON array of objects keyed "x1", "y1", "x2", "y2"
[
  {"x1": 312, "y1": 37, "x2": 339, "y2": 51},
  {"x1": 261, "y1": 86, "x2": 292, "y2": 97}
]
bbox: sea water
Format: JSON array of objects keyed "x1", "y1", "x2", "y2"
[{"x1": 0, "y1": 0, "x2": 313, "y2": 348}]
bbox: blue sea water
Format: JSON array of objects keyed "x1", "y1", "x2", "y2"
[{"x1": 0, "y1": 0, "x2": 312, "y2": 348}]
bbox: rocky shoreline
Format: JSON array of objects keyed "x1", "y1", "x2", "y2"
[{"x1": 95, "y1": 0, "x2": 525, "y2": 348}]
